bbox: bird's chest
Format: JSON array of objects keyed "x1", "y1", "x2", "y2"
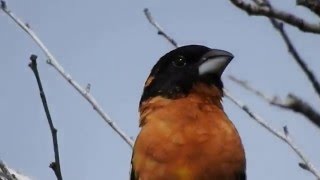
[
  {"x1": 133, "y1": 99, "x2": 245, "y2": 179},
  {"x1": 139, "y1": 105, "x2": 241, "y2": 161}
]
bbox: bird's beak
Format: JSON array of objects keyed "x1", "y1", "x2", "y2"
[{"x1": 198, "y1": 49, "x2": 233, "y2": 76}]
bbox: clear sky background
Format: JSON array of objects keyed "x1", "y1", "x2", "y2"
[{"x1": 1, "y1": 0, "x2": 320, "y2": 179}]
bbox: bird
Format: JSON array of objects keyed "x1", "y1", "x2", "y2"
[{"x1": 130, "y1": 45, "x2": 246, "y2": 180}]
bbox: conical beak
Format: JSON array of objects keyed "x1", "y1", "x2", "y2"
[{"x1": 198, "y1": 49, "x2": 233, "y2": 76}]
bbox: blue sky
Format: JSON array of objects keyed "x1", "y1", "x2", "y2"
[{"x1": 1, "y1": 0, "x2": 320, "y2": 179}]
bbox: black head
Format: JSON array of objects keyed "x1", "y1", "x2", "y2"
[{"x1": 140, "y1": 45, "x2": 233, "y2": 105}]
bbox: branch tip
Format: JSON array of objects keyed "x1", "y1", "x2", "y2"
[
  {"x1": 30, "y1": 54, "x2": 38, "y2": 61},
  {"x1": 143, "y1": 8, "x2": 178, "y2": 47},
  {"x1": 49, "y1": 162, "x2": 56, "y2": 169},
  {"x1": 283, "y1": 126, "x2": 289, "y2": 136},
  {"x1": 28, "y1": 54, "x2": 38, "y2": 70},
  {"x1": 85, "y1": 83, "x2": 91, "y2": 93},
  {"x1": 1, "y1": 0, "x2": 6, "y2": 10},
  {"x1": 46, "y1": 59, "x2": 52, "y2": 65},
  {"x1": 299, "y1": 162, "x2": 310, "y2": 171}
]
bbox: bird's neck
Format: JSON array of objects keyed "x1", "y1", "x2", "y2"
[
  {"x1": 188, "y1": 82, "x2": 223, "y2": 108},
  {"x1": 139, "y1": 83, "x2": 223, "y2": 126}
]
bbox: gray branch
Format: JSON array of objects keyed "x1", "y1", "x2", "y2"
[
  {"x1": 143, "y1": 8, "x2": 178, "y2": 48},
  {"x1": 297, "y1": 0, "x2": 320, "y2": 17},
  {"x1": 229, "y1": 75, "x2": 320, "y2": 129},
  {"x1": 229, "y1": 0, "x2": 320, "y2": 34},
  {"x1": 255, "y1": 0, "x2": 320, "y2": 101}
]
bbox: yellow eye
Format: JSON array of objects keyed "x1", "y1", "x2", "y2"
[{"x1": 173, "y1": 56, "x2": 186, "y2": 67}]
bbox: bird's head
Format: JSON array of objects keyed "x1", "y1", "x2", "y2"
[{"x1": 140, "y1": 45, "x2": 233, "y2": 106}]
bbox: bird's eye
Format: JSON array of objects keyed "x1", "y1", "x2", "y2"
[{"x1": 172, "y1": 56, "x2": 186, "y2": 67}]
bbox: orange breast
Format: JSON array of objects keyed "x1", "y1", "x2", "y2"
[{"x1": 132, "y1": 85, "x2": 246, "y2": 180}]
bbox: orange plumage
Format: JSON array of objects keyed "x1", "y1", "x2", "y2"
[{"x1": 131, "y1": 45, "x2": 246, "y2": 180}]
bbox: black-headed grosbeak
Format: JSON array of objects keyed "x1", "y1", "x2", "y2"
[{"x1": 130, "y1": 45, "x2": 246, "y2": 180}]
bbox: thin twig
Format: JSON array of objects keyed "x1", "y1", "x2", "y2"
[
  {"x1": 229, "y1": 0, "x2": 320, "y2": 34},
  {"x1": 272, "y1": 22, "x2": 320, "y2": 99},
  {"x1": 297, "y1": 0, "x2": 320, "y2": 17},
  {"x1": 29, "y1": 55, "x2": 63, "y2": 180},
  {"x1": 253, "y1": 0, "x2": 320, "y2": 101},
  {"x1": 0, "y1": 1, "x2": 134, "y2": 148},
  {"x1": 223, "y1": 89, "x2": 320, "y2": 179},
  {"x1": 143, "y1": 8, "x2": 178, "y2": 48},
  {"x1": 229, "y1": 75, "x2": 320, "y2": 129},
  {"x1": 1, "y1": 0, "x2": 6, "y2": 10},
  {"x1": 143, "y1": 8, "x2": 320, "y2": 179}
]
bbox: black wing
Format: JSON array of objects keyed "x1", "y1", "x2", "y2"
[
  {"x1": 238, "y1": 171, "x2": 246, "y2": 180},
  {"x1": 130, "y1": 167, "x2": 136, "y2": 180}
]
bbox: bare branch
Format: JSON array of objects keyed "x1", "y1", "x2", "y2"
[
  {"x1": 285, "y1": 94, "x2": 320, "y2": 128},
  {"x1": 247, "y1": 0, "x2": 320, "y2": 101},
  {"x1": 28, "y1": 55, "x2": 63, "y2": 180},
  {"x1": 143, "y1": 8, "x2": 178, "y2": 48},
  {"x1": 229, "y1": 0, "x2": 320, "y2": 34},
  {"x1": 237, "y1": 0, "x2": 320, "y2": 122},
  {"x1": 229, "y1": 75, "x2": 273, "y2": 102},
  {"x1": 223, "y1": 89, "x2": 320, "y2": 179},
  {"x1": 297, "y1": 0, "x2": 320, "y2": 17},
  {"x1": 229, "y1": 75, "x2": 320, "y2": 129},
  {"x1": 0, "y1": 1, "x2": 134, "y2": 148},
  {"x1": 271, "y1": 22, "x2": 320, "y2": 99}
]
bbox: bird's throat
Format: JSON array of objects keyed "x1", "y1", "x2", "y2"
[{"x1": 139, "y1": 83, "x2": 224, "y2": 126}]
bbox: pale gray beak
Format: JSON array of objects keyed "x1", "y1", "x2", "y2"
[{"x1": 198, "y1": 49, "x2": 233, "y2": 76}]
